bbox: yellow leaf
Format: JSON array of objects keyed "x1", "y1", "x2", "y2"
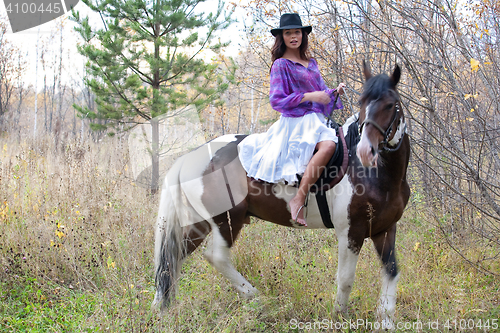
[
  {"x1": 464, "y1": 94, "x2": 472, "y2": 100},
  {"x1": 107, "y1": 255, "x2": 116, "y2": 269},
  {"x1": 50, "y1": 240, "x2": 55, "y2": 247},
  {"x1": 413, "y1": 242, "x2": 420, "y2": 251},
  {"x1": 470, "y1": 58, "x2": 480, "y2": 72}
]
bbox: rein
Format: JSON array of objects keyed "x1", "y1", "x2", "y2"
[
  {"x1": 325, "y1": 89, "x2": 340, "y2": 128},
  {"x1": 359, "y1": 101, "x2": 405, "y2": 152}
]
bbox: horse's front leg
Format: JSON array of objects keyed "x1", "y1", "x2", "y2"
[
  {"x1": 335, "y1": 224, "x2": 364, "y2": 312},
  {"x1": 371, "y1": 224, "x2": 399, "y2": 328}
]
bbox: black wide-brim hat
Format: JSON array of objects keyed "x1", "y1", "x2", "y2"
[{"x1": 270, "y1": 13, "x2": 312, "y2": 37}]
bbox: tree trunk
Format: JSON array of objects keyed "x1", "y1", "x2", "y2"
[
  {"x1": 150, "y1": 20, "x2": 161, "y2": 195},
  {"x1": 150, "y1": 117, "x2": 160, "y2": 194}
]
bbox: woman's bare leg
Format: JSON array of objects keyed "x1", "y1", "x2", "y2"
[{"x1": 289, "y1": 140, "x2": 336, "y2": 226}]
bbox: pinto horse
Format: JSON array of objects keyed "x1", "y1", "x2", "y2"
[{"x1": 153, "y1": 62, "x2": 410, "y2": 325}]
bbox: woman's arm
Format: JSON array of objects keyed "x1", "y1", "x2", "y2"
[
  {"x1": 269, "y1": 60, "x2": 305, "y2": 113},
  {"x1": 301, "y1": 91, "x2": 331, "y2": 105}
]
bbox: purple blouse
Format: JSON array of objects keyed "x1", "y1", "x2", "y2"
[{"x1": 269, "y1": 58, "x2": 343, "y2": 117}]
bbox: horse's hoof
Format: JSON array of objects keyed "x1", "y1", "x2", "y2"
[
  {"x1": 377, "y1": 306, "x2": 396, "y2": 330},
  {"x1": 373, "y1": 316, "x2": 395, "y2": 331},
  {"x1": 334, "y1": 303, "x2": 347, "y2": 313},
  {"x1": 236, "y1": 283, "x2": 259, "y2": 300},
  {"x1": 239, "y1": 287, "x2": 259, "y2": 299}
]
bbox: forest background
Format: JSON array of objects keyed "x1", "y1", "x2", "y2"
[{"x1": 0, "y1": 0, "x2": 499, "y2": 331}]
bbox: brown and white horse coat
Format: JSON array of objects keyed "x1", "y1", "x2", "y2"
[{"x1": 154, "y1": 63, "x2": 410, "y2": 327}]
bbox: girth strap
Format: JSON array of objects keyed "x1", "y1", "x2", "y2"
[
  {"x1": 316, "y1": 191, "x2": 334, "y2": 228},
  {"x1": 314, "y1": 126, "x2": 349, "y2": 229}
]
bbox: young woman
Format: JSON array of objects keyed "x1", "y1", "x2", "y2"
[{"x1": 238, "y1": 13, "x2": 345, "y2": 227}]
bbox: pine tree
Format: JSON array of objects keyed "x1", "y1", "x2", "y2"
[{"x1": 72, "y1": 0, "x2": 233, "y2": 192}]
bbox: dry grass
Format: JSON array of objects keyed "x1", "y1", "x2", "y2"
[{"x1": 0, "y1": 137, "x2": 499, "y2": 332}]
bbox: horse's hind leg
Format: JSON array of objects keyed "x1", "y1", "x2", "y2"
[
  {"x1": 183, "y1": 221, "x2": 212, "y2": 255},
  {"x1": 203, "y1": 207, "x2": 258, "y2": 299},
  {"x1": 372, "y1": 224, "x2": 399, "y2": 327}
]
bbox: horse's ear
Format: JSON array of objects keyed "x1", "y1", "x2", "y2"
[
  {"x1": 391, "y1": 64, "x2": 401, "y2": 86},
  {"x1": 363, "y1": 60, "x2": 372, "y2": 81}
]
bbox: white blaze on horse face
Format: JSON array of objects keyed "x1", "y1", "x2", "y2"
[{"x1": 357, "y1": 102, "x2": 378, "y2": 167}]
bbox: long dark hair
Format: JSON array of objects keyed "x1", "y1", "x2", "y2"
[{"x1": 271, "y1": 29, "x2": 310, "y2": 64}]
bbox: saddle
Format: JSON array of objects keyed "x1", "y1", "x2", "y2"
[{"x1": 297, "y1": 116, "x2": 360, "y2": 228}]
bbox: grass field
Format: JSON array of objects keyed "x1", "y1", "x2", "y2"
[{"x1": 0, "y1": 138, "x2": 499, "y2": 332}]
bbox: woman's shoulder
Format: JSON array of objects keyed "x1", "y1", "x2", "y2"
[
  {"x1": 272, "y1": 57, "x2": 314, "y2": 70},
  {"x1": 271, "y1": 58, "x2": 294, "y2": 74},
  {"x1": 273, "y1": 58, "x2": 291, "y2": 67}
]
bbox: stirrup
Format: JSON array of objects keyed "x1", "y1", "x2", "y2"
[{"x1": 293, "y1": 204, "x2": 307, "y2": 226}]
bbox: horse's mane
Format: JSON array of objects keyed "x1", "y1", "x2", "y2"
[{"x1": 360, "y1": 74, "x2": 396, "y2": 102}]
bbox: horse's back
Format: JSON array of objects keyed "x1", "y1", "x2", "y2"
[
  {"x1": 163, "y1": 134, "x2": 249, "y2": 224},
  {"x1": 164, "y1": 134, "x2": 246, "y2": 183}
]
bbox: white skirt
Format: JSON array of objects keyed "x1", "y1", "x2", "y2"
[{"x1": 238, "y1": 112, "x2": 338, "y2": 185}]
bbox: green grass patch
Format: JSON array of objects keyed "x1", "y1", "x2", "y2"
[{"x1": 0, "y1": 139, "x2": 499, "y2": 332}]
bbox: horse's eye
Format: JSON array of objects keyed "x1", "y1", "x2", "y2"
[{"x1": 387, "y1": 103, "x2": 394, "y2": 110}]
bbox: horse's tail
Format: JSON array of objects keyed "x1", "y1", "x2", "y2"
[{"x1": 153, "y1": 169, "x2": 185, "y2": 312}]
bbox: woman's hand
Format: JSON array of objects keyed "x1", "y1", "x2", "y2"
[
  {"x1": 302, "y1": 91, "x2": 331, "y2": 105},
  {"x1": 336, "y1": 83, "x2": 346, "y2": 95}
]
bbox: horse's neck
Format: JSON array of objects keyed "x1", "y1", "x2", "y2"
[{"x1": 382, "y1": 140, "x2": 409, "y2": 179}]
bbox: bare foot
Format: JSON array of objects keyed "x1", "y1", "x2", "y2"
[{"x1": 289, "y1": 196, "x2": 307, "y2": 227}]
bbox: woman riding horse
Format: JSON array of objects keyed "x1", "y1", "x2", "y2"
[
  {"x1": 153, "y1": 16, "x2": 410, "y2": 328},
  {"x1": 239, "y1": 13, "x2": 346, "y2": 227}
]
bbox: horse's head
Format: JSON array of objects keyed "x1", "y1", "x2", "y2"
[{"x1": 357, "y1": 61, "x2": 403, "y2": 168}]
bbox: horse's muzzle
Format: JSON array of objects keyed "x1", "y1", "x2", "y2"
[{"x1": 357, "y1": 139, "x2": 379, "y2": 168}]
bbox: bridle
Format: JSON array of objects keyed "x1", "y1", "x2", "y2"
[{"x1": 359, "y1": 100, "x2": 406, "y2": 152}]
